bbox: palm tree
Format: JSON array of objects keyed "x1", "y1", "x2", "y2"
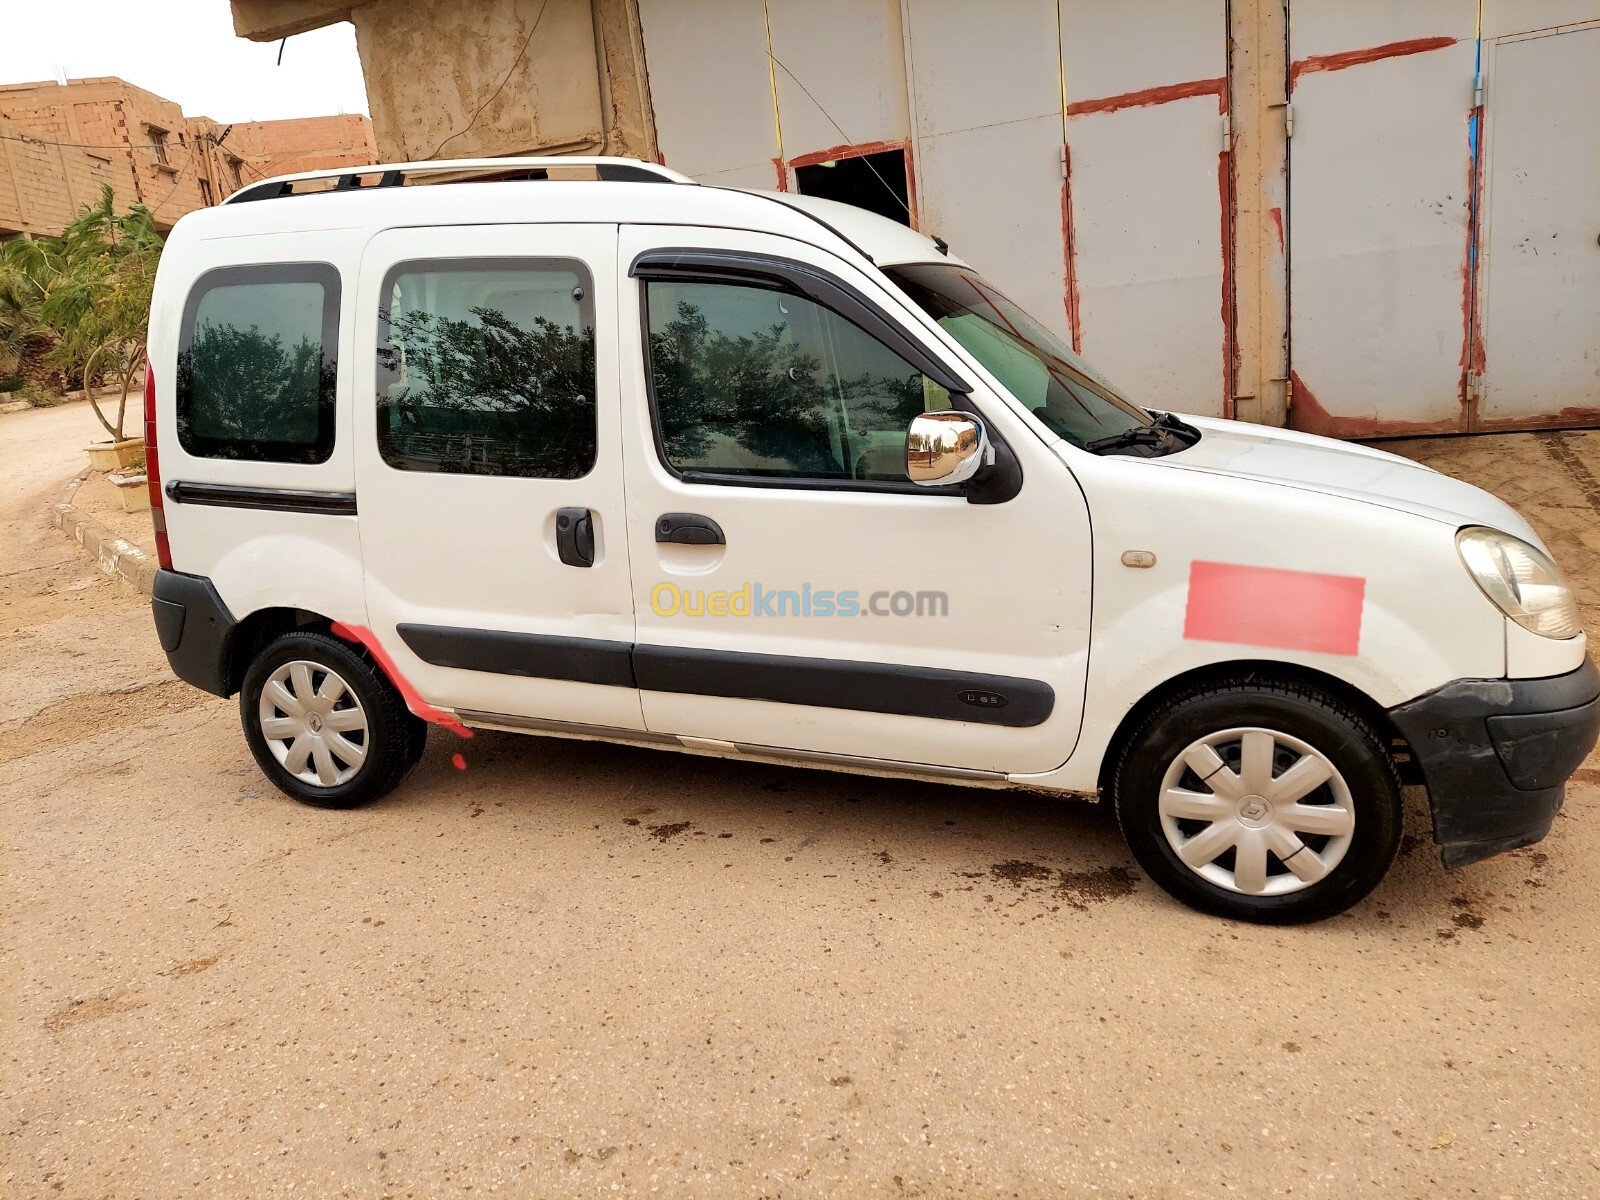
[
  {"x1": 0, "y1": 234, "x2": 65, "y2": 389},
  {"x1": 41, "y1": 185, "x2": 164, "y2": 440}
]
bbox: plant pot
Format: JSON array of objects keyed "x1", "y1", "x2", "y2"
[
  {"x1": 86, "y1": 437, "x2": 144, "y2": 472},
  {"x1": 107, "y1": 472, "x2": 151, "y2": 513}
]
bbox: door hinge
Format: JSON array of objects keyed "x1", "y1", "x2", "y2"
[
  {"x1": 1272, "y1": 374, "x2": 1292, "y2": 411},
  {"x1": 1222, "y1": 112, "x2": 1232, "y2": 153},
  {"x1": 1268, "y1": 100, "x2": 1294, "y2": 138},
  {"x1": 1059, "y1": 143, "x2": 1068, "y2": 180}
]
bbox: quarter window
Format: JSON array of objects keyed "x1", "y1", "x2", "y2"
[
  {"x1": 644, "y1": 279, "x2": 949, "y2": 483},
  {"x1": 377, "y1": 259, "x2": 597, "y2": 479},
  {"x1": 177, "y1": 263, "x2": 340, "y2": 463}
]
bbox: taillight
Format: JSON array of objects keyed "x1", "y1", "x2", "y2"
[{"x1": 144, "y1": 364, "x2": 173, "y2": 570}]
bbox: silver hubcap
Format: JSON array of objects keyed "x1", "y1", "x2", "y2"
[
  {"x1": 258, "y1": 660, "x2": 369, "y2": 787},
  {"x1": 1157, "y1": 727, "x2": 1356, "y2": 897}
]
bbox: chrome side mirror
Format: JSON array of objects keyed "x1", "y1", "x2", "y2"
[{"x1": 906, "y1": 410, "x2": 991, "y2": 487}]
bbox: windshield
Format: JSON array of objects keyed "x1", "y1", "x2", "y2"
[{"x1": 885, "y1": 262, "x2": 1152, "y2": 448}]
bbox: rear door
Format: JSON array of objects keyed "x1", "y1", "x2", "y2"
[{"x1": 352, "y1": 224, "x2": 644, "y2": 733}]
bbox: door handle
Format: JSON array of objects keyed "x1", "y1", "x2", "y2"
[
  {"x1": 656, "y1": 512, "x2": 725, "y2": 545},
  {"x1": 555, "y1": 506, "x2": 595, "y2": 567}
]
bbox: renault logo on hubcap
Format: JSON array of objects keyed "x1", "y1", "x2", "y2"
[
  {"x1": 1237, "y1": 796, "x2": 1272, "y2": 827},
  {"x1": 307, "y1": 713, "x2": 324, "y2": 734}
]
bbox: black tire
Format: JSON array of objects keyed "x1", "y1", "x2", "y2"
[
  {"x1": 239, "y1": 629, "x2": 426, "y2": 809},
  {"x1": 1110, "y1": 678, "x2": 1402, "y2": 924}
]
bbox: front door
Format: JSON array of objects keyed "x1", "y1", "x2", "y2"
[
  {"x1": 353, "y1": 224, "x2": 644, "y2": 732},
  {"x1": 615, "y1": 224, "x2": 1091, "y2": 776}
]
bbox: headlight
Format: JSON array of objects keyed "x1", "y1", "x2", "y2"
[{"x1": 1456, "y1": 527, "x2": 1581, "y2": 639}]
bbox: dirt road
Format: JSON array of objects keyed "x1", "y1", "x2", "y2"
[{"x1": 3, "y1": 401, "x2": 1596, "y2": 1198}]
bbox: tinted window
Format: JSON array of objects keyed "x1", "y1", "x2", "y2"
[
  {"x1": 177, "y1": 262, "x2": 339, "y2": 463},
  {"x1": 644, "y1": 279, "x2": 948, "y2": 483},
  {"x1": 377, "y1": 259, "x2": 596, "y2": 479}
]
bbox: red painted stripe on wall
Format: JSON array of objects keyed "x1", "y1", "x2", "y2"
[
  {"x1": 1183, "y1": 562, "x2": 1365, "y2": 657},
  {"x1": 1290, "y1": 36, "x2": 1458, "y2": 88},
  {"x1": 1066, "y1": 76, "x2": 1226, "y2": 118}
]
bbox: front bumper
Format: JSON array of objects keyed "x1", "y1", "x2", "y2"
[{"x1": 1389, "y1": 658, "x2": 1600, "y2": 868}]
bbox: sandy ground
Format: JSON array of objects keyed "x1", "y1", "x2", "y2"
[{"x1": 2, "y1": 401, "x2": 1596, "y2": 1198}]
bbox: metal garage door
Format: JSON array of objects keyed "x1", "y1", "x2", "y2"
[{"x1": 1476, "y1": 19, "x2": 1600, "y2": 428}]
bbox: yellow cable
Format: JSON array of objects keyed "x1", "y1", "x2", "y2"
[{"x1": 762, "y1": 0, "x2": 786, "y2": 180}]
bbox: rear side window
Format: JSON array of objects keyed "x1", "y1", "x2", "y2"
[
  {"x1": 643, "y1": 278, "x2": 949, "y2": 483},
  {"x1": 376, "y1": 258, "x2": 596, "y2": 479},
  {"x1": 177, "y1": 263, "x2": 340, "y2": 463}
]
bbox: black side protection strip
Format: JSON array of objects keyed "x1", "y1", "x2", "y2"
[
  {"x1": 398, "y1": 624, "x2": 636, "y2": 688},
  {"x1": 391, "y1": 625, "x2": 1054, "y2": 727},
  {"x1": 633, "y1": 645, "x2": 1053, "y2": 728},
  {"x1": 630, "y1": 248, "x2": 971, "y2": 396},
  {"x1": 164, "y1": 481, "x2": 357, "y2": 516}
]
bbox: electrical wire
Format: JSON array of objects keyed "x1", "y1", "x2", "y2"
[
  {"x1": 426, "y1": 0, "x2": 549, "y2": 160},
  {"x1": 764, "y1": 49, "x2": 913, "y2": 221}
]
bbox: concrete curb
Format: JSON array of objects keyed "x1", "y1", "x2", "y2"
[{"x1": 51, "y1": 474, "x2": 158, "y2": 597}]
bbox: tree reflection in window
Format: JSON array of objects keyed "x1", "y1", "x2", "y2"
[
  {"x1": 178, "y1": 325, "x2": 332, "y2": 451},
  {"x1": 646, "y1": 281, "x2": 945, "y2": 482},
  {"x1": 175, "y1": 267, "x2": 338, "y2": 464},
  {"x1": 376, "y1": 262, "x2": 597, "y2": 480}
]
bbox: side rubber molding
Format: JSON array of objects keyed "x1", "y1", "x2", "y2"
[
  {"x1": 392, "y1": 622, "x2": 1054, "y2": 727},
  {"x1": 397, "y1": 624, "x2": 635, "y2": 688},
  {"x1": 632, "y1": 644, "x2": 1054, "y2": 728},
  {"x1": 151, "y1": 569, "x2": 238, "y2": 697},
  {"x1": 1388, "y1": 658, "x2": 1600, "y2": 868}
]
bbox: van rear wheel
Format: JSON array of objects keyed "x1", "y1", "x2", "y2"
[
  {"x1": 1110, "y1": 679, "x2": 1402, "y2": 924},
  {"x1": 240, "y1": 630, "x2": 425, "y2": 809}
]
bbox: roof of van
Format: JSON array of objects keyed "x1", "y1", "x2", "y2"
[{"x1": 167, "y1": 158, "x2": 960, "y2": 271}]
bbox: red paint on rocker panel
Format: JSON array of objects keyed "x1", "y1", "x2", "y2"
[
  {"x1": 1184, "y1": 562, "x2": 1366, "y2": 657},
  {"x1": 1060, "y1": 148, "x2": 1083, "y2": 353},
  {"x1": 1066, "y1": 77, "x2": 1227, "y2": 118},
  {"x1": 329, "y1": 621, "x2": 474, "y2": 739},
  {"x1": 1290, "y1": 36, "x2": 1458, "y2": 88}
]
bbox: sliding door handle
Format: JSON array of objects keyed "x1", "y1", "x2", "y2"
[
  {"x1": 556, "y1": 507, "x2": 595, "y2": 567},
  {"x1": 656, "y1": 512, "x2": 725, "y2": 545}
]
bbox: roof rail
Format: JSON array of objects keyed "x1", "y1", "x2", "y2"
[{"x1": 222, "y1": 155, "x2": 695, "y2": 205}]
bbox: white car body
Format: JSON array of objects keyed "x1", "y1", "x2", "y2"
[{"x1": 143, "y1": 158, "x2": 1595, "y2": 920}]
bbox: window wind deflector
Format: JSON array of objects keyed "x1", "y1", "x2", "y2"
[{"x1": 630, "y1": 248, "x2": 970, "y2": 397}]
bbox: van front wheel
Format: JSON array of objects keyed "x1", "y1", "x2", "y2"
[
  {"x1": 1110, "y1": 680, "x2": 1402, "y2": 923},
  {"x1": 240, "y1": 630, "x2": 425, "y2": 809}
]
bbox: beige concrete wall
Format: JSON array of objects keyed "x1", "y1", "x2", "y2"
[
  {"x1": 234, "y1": 0, "x2": 656, "y2": 163},
  {"x1": 350, "y1": 0, "x2": 606, "y2": 160}
]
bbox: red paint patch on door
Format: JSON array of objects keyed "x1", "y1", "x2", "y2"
[{"x1": 1184, "y1": 562, "x2": 1365, "y2": 657}]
